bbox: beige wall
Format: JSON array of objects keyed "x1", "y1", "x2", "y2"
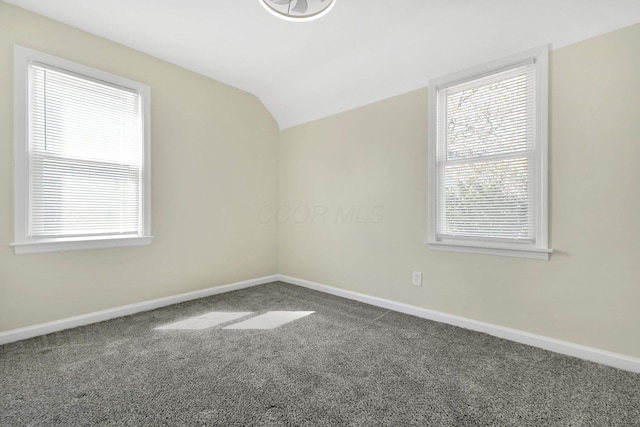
[
  {"x1": 279, "y1": 24, "x2": 640, "y2": 358},
  {"x1": 0, "y1": 3, "x2": 279, "y2": 331}
]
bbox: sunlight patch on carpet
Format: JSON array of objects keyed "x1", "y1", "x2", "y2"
[
  {"x1": 155, "y1": 311, "x2": 315, "y2": 330},
  {"x1": 155, "y1": 312, "x2": 253, "y2": 330},
  {"x1": 223, "y1": 311, "x2": 315, "y2": 330}
]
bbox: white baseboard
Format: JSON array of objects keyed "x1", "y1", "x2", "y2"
[
  {"x1": 278, "y1": 274, "x2": 640, "y2": 374},
  {"x1": 2, "y1": 273, "x2": 639, "y2": 373},
  {"x1": 0, "y1": 275, "x2": 278, "y2": 346}
]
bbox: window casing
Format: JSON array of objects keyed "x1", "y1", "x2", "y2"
[
  {"x1": 12, "y1": 46, "x2": 152, "y2": 254},
  {"x1": 427, "y1": 47, "x2": 551, "y2": 260}
]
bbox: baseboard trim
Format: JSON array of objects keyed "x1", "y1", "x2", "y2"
[
  {"x1": 3, "y1": 273, "x2": 639, "y2": 373},
  {"x1": 278, "y1": 274, "x2": 640, "y2": 373},
  {"x1": 0, "y1": 275, "x2": 278, "y2": 346}
]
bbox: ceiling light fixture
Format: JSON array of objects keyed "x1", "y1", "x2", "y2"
[{"x1": 260, "y1": 0, "x2": 336, "y2": 22}]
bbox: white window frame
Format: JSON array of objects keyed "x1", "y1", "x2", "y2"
[
  {"x1": 427, "y1": 46, "x2": 552, "y2": 260},
  {"x1": 11, "y1": 45, "x2": 153, "y2": 254}
]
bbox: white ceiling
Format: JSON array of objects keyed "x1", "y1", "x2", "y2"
[{"x1": 5, "y1": 0, "x2": 640, "y2": 129}]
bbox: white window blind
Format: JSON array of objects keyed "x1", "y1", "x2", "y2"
[
  {"x1": 29, "y1": 64, "x2": 143, "y2": 238},
  {"x1": 428, "y1": 47, "x2": 550, "y2": 259},
  {"x1": 438, "y1": 65, "x2": 535, "y2": 241},
  {"x1": 12, "y1": 46, "x2": 152, "y2": 254}
]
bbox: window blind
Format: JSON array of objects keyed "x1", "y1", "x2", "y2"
[
  {"x1": 28, "y1": 63, "x2": 143, "y2": 239},
  {"x1": 436, "y1": 64, "x2": 536, "y2": 242}
]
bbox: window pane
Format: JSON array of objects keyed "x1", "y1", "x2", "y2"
[
  {"x1": 32, "y1": 157, "x2": 140, "y2": 237},
  {"x1": 439, "y1": 157, "x2": 533, "y2": 241},
  {"x1": 445, "y1": 70, "x2": 533, "y2": 161},
  {"x1": 30, "y1": 65, "x2": 141, "y2": 164}
]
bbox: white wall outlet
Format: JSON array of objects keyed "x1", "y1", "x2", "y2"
[{"x1": 412, "y1": 271, "x2": 422, "y2": 286}]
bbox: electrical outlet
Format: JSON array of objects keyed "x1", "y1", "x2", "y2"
[{"x1": 412, "y1": 271, "x2": 422, "y2": 287}]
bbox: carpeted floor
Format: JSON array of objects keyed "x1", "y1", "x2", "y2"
[{"x1": 1, "y1": 281, "x2": 639, "y2": 426}]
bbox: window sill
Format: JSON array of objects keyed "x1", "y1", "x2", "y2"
[
  {"x1": 426, "y1": 240, "x2": 552, "y2": 260},
  {"x1": 11, "y1": 235, "x2": 154, "y2": 255}
]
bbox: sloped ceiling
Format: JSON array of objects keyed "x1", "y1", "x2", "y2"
[{"x1": 4, "y1": 0, "x2": 640, "y2": 129}]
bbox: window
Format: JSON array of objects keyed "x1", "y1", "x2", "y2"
[
  {"x1": 12, "y1": 46, "x2": 152, "y2": 254},
  {"x1": 427, "y1": 47, "x2": 551, "y2": 259}
]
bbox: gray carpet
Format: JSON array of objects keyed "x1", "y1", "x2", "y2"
[{"x1": 1, "y1": 281, "x2": 639, "y2": 426}]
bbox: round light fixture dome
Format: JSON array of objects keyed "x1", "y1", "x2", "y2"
[{"x1": 260, "y1": 0, "x2": 336, "y2": 22}]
